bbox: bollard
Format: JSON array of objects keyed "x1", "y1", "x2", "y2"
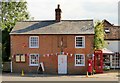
[
  {"x1": 86, "y1": 71, "x2": 89, "y2": 77},
  {"x1": 21, "y1": 70, "x2": 24, "y2": 76}
]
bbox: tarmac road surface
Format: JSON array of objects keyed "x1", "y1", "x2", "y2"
[{"x1": 2, "y1": 71, "x2": 119, "y2": 81}]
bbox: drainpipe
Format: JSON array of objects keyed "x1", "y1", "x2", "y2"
[{"x1": 11, "y1": 61, "x2": 12, "y2": 73}]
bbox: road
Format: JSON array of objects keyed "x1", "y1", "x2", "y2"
[{"x1": 2, "y1": 72, "x2": 119, "y2": 81}]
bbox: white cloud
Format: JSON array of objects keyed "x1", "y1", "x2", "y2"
[{"x1": 26, "y1": 0, "x2": 119, "y2": 25}]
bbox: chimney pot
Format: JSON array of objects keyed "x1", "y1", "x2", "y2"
[{"x1": 58, "y1": 4, "x2": 60, "y2": 8}]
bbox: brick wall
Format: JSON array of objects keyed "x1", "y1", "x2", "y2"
[{"x1": 10, "y1": 34, "x2": 94, "y2": 74}]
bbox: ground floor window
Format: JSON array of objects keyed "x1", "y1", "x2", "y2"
[
  {"x1": 110, "y1": 53, "x2": 120, "y2": 68},
  {"x1": 29, "y1": 54, "x2": 39, "y2": 66},
  {"x1": 75, "y1": 54, "x2": 85, "y2": 66},
  {"x1": 103, "y1": 55, "x2": 110, "y2": 69}
]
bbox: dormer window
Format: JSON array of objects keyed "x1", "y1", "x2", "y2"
[{"x1": 104, "y1": 28, "x2": 110, "y2": 33}]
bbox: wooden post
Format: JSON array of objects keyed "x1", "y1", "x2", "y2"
[{"x1": 86, "y1": 71, "x2": 89, "y2": 77}]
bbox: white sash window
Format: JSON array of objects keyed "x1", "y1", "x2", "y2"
[
  {"x1": 29, "y1": 54, "x2": 39, "y2": 66},
  {"x1": 29, "y1": 36, "x2": 39, "y2": 48},
  {"x1": 75, "y1": 36, "x2": 85, "y2": 48},
  {"x1": 75, "y1": 54, "x2": 85, "y2": 66}
]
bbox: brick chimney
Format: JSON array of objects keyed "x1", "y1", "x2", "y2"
[{"x1": 55, "y1": 4, "x2": 62, "y2": 22}]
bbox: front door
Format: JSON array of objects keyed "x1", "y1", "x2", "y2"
[{"x1": 58, "y1": 55, "x2": 67, "y2": 74}]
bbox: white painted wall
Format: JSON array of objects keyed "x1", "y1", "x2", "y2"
[{"x1": 106, "y1": 40, "x2": 120, "y2": 52}]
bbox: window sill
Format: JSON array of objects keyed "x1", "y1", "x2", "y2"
[
  {"x1": 75, "y1": 47, "x2": 85, "y2": 48},
  {"x1": 29, "y1": 64, "x2": 38, "y2": 66},
  {"x1": 75, "y1": 65, "x2": 85, "y2": 66},
  {"x1": 29, "y1": 47, "x2": 39, "y2": 48}
]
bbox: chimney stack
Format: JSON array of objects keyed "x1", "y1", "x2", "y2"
[{"x1": 55, "y1": 4, "x2": 62, "y2": 22}]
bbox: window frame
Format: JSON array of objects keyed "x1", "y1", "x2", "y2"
[
  {"x1": 75, "y1": 36, "x2": 85, "y2": 48},
  {"x1": 29, "y1": 54, "x2": 39, "y2": 66},
  {"x1": 75, "y1": 54, "x2": 85, "y2": 66},
  {"x1": 29, "y1": 36, "x2": 39, "y2": 48}
]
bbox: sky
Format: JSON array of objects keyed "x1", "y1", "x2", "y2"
[{"x1": 26, "y1": 0, "x2": 119, "y2": 25}]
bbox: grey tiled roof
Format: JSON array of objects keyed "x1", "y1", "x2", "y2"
[{"x1": 10, "y1": 20, "x2": 94, "y2": 35}]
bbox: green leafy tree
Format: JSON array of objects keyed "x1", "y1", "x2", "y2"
[
  {"x1": 1, "y1": 0, "x2": 29, "y2": 61},
  {"x1": 0, "y1": 30, "x2": 2, "y2": 71},
  {"x1": 94, "y1": 21, "x2": 106, "y2": 50}
]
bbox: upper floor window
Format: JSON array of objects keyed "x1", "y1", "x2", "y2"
[
  {"x1": 29, "y1": 36, "x2": 39, "y2": 48},
  {"x1": 104, "y1": 28, "x2": 110, "y2": 33},
  {"x1": 75, "y1": 36, "x2": 85, "y2": 48}
]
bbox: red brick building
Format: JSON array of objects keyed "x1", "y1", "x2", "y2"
[
  {"x1": 103, "y1": 20, "x2": 120, "y2": 69},
  {"x1": 10, "y1": 5, "x2": 94, "y2": 74}
]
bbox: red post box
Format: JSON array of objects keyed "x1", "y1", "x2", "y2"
[{"x1": 88, "y1": 59, "x2": 93, "y2": 73}]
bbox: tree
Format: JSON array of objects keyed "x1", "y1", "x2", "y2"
[
  {"x1": 94, "y1": 21, "x2": 106, "y2": 50},
  {"x1": 0, "y1": 47, "x2": 1, "y2": 68},
  {"x1": 1, "y1": 0, "x2": 29, "y2": 61},
  {"x1": 1, "y1": 0, "x2": 29, "y2": 31}
]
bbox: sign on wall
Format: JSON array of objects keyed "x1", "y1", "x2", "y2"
[
  {"x1": 21, "y1": 54, "x2": 26, "y2": 62},
  {"x1": 16, "y1": 54, "x2": 20, "y2": 62},
  {"x1": 15, "y1": 54, "x2": 26, "y2": 63}
]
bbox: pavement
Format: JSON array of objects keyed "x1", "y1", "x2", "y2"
[{"x1": 1, "y1": 70, "x2": 120, "y2": 81}]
